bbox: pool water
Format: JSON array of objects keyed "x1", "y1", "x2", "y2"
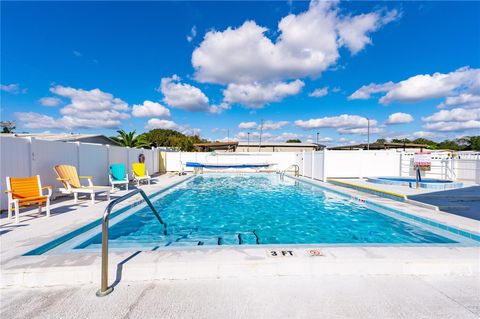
[
  {"x1": 75, "y1": 174, "x2": 457, "y2": 250},
  {"x1": 367, "y1": 176, "x2": 463, "y2": 189},
  {"x1": 378, "y1": 177, "x2": 451, "y2": 183}
]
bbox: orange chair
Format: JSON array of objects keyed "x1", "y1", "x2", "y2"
[
  {"x1": 54, "y1": 164, "x2": 110, "y2": 204},
  {"x1": 5, "y1": 175, "x2": 52, "y2": 224}
]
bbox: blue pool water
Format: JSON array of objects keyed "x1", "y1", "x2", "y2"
[
  {"x1": 378, "y1": 177, "x2": 451, "y2": 183},
  {"x1": 366, "y1": 176, "x2": 463, "y2": 190},
  {"x1": 74, "y1": 174, "x2": 459, "y2": 250}
]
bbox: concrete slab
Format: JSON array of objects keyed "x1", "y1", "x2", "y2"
[{"x1": 1, "y1": 275, "x2": 479, "y2": 319}]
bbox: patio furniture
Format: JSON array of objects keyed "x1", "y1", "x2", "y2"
[
  {"x1": 5, "y1": 175, "x2": 52, "y2": 224},
  {"x1": 54, "y1": 164, "x2": 111, "y2": 204},
  {"x1": 132, "y1": 162, "x2": 151, "y2": 186},
  {"x1": 109, "y1": 164, "x2": 129, "y2": 191}
]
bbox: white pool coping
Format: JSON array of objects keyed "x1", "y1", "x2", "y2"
[{"x1": 1, "y1": 173, "x2": 479, "y2": 288}]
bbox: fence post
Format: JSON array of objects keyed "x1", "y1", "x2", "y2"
[
  {"x1": 322, "y1": 148, "x2": 327, "y2": 182},
  {"x1": 302, "y1": 150, "x2": 306, "y2": 177},
  {"x1": 28, "y1": 137, "x2": 34, "y2": 176},
  {"x1": 358, "y1": 149, "x2": 363, "y2": 179},
  {"x1": 399, "y1": 152, "x2": 403, "y2": 177},
  {"x1": 76, "y1": 142, "x2": 81, "y2": 175},
  {"x1": 311, "y1": 151, "x2": 315, "y2": 180}
]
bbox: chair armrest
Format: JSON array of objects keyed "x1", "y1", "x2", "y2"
[
  {"x1": 56, "y1": 177, "x2": 70, "y2": 181},
  {"x1": 79, "y1": 176, "x2": 94, "y2": 179},
  {"x1": 5, "y1": 190, "x2": 12, "y2": 193},
  {"x1": 42, "y1": 186, "x2": 53, "y2": 197}
]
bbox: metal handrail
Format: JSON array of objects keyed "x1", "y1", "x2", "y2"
[
  {"x1": 280, "y1": 164, "x2": 300, "y2": 178},
  {"x1": 96, "y1": 189, "x2": 165, "y2": 297}
]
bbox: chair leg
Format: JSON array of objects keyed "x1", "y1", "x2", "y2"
[
  {"x1": 14, "y1": 201, "x2": 20, "y2": 224},
  {"x1": 91, "y1": 193, "x2": 95, "y2": 205},
  {"x1": 126, "y1": 183, "x2": 129, "y2": 191},
  {"x1": 38, "y1": 205, "x2": 42, "y2": 214},
  {"x1": 106, "y1": 191, "x2": 111, "y2": 201},
  {"x1": 46, "y1": 199, "x2": 51, "y2": 217},
  {"x1": 7, "y1": 202, "x2": 12, "y2": 219},
  {"x1": 74, "y1": 193, "x2": 78, "y2": 204}
]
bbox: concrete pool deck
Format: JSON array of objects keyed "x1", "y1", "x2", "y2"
[
  {"x1": 327, "y1": 178, "x2": 480, "y2": 220},
  {"x1": 0, "y1": 173, "x2": 479, "y2": 290},
  {"x1": 2, "y1": 275, "x2": 479, "y2": 318}
]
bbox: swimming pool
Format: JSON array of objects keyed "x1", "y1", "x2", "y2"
[
  {"x1": 28, "y1": 173, "x2": 480, "y2": 255},
  {"x1": 366, "y1": 177, "x2": 463, "y2": 189}
]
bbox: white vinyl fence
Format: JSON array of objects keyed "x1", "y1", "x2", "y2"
[
  {"x1": 0, "y1": 136, "x2": 160, "y2": 209},
  {"x1": 164, "y1": 152, "x2": 297, "y2": 172},
  {"x1": 297, "y1": 149, "x2": 480, "y2": 184}
]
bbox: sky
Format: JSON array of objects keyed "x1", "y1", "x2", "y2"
[{"x1": 1, "y1": 0, "x2": 479, "y2": 146}]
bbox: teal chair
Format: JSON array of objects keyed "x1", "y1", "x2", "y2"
[{"x1": 109, "y1": 164, "x2": 129, "y2": 191}]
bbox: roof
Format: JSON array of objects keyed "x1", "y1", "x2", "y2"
[
  {"x1": 328, "y1": 142, "x2": 429, "y2": 150},
  {"x1": 4, "y1": 133, "x2": 120, "y2": 146},
  {"x1": 238, "y1": 142, "x2": 325, "y2": 148},
  {"x1": 194, "y1": 142, "x2": 239, "y2": 147}
]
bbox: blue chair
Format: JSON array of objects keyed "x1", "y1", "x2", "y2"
[{"x1": 109, "y1": 164, "x2": 129, "y2": 191}]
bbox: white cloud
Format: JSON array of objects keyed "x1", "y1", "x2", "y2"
[
  {"x1": 237, "y1": 120, "x2": 289, "y2": 130},
  {"x1": 295, "y1": 114, "x2": 376, "y2": 129},
  {"x1": 1, "y1": 83, "x2": 19, "y2": 93},
  {"x1": 337, "y1": 9, "x2": 400, "y2": 54},
  {"x1": 223, "y1": 80, "x2": 304, "y2": 108},
  {"x1": 1, "y1": 83, "x2": 27, "y2": 94},
  {"x1": 145, "y1": 118, "x2": 200, "y2": 135},
  {"x1": 192, "y1": 1, "x2": 397, "y2": 84},
  {"x1": 15, "y1": 85, "x2": 130, "y2": 129},
  {"x1": 262, "y1": 120, "x2": 289, "y2": 130},
  {"x1": 349, "y1": 67, "x2": 480, "y2": 104},
  {"x1": 39, "y1": 97, "x2": 62, "y2": 107},
  {"x1": 73, "y1": 50, "x2": 82, "y2": 57},
  {"x1": 236, "y1": 131, "x2": 273, "y2": 141},
  {"x1": 423, "y1": 121, "x2": 480, "y2": 132},
  {"x1": 385, "y1": 112, "x2": 414, "y2": 125},
  {"x1": 145, "y1": 119, "x2": 178, "y2": 130},
  {"x1": 421, "y1": 107, "x2": 480, "y2": 132},
  {"x1": 187, "y1": 26, "x2": 197, "y2": 42},
  {"x1": 422, "y1": 107, "x2": 480, "y2": 123},
  {"x1": 273, "y1": 132, "x2": 300, "y2": 141},
  {"x1": 348, "y1": 82, "x2": 395, "y2": 100},
  {"x1": 437, "y1": 93, "x2": 480, "y2": 109},
  {"x1": 413, "y1": 131, "x2": 436, "y2": 138},
  {"x1": 309, "y1": 87, "x2": 328, "y2": 97},
  {"x1": 158, "y1": 75, "x2": 210, "y2": 111},
  {"x1": 132, "y1": 100, "x2": 170, "y2": 118},
  {"x1": 238, "y1": 121, "x2": 258, "y2": 129},
  {"x1": 209, "y1": 103, "x2": 231, "y2": 114},
  {"x1": 337, "y1": 126, "x2": 383, "y2": 135}
]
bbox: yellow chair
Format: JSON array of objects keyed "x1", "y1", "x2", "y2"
[
  {"x1": 5, "y1": 175, "x2": 52, "y2": 224},
  {"x1": 132, "y1": 163, "x2": 151, "y2": 186},
  {"x1": 54, "y1": 165, "x2": 110, "y2": 204}
]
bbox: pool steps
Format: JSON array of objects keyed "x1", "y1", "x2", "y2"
[{"x1": 83, "y1": 230, "x2": 260, "y2": 250}]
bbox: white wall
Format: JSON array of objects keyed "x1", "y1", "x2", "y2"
[
  {"x1": 0, "y1": 136, "x2": 162, "y2": 209},
  {"x1": 164, "y1": 152, "x2": 297, "y2": 172}
]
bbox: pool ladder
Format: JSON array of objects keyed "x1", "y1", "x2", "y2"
[
  {"x1": 280, "y1": 164, "x2": 300, "y2": 179},
  {"x1": 96, "y1": 189, "x2": 165, "y2": 297}
]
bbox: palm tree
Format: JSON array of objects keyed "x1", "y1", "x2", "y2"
[{"x1": 111, "y1": 130, "x2": 150, "y2": 148}]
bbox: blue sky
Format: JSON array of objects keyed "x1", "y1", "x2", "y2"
[{"x1": 1, "y1": 1, "x2": 479, "y2": 145}]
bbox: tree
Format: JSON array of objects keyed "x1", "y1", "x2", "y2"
[
  {"x1": 0, "y1": 121, "x2": 15, "y2": 133},
  {"x1": 143, "y1": 129, "x2": 207, "y2": 151},
  {"x1": 110, "y1": 130, "x2": 150, "y2": 148},
  {"x1": 375, "y1": 138, "x2": 387, "y2": 144},
  {"x1": 286, "y1": 139, "x2": 301, "y2": 143}
]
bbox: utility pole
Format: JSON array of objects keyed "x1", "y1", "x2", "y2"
[
  {"x1": 258, "y1": 119, "x2": 264, "y2": 152},
  {"x1": 227, "y1": 129, "x2": 229, "y2": 141},
  {"x1": 316, "y1": 132, "x2": 319, "y2": 144},
  {"x1": 247, "y1": 132, "x2": 250, "y2": 152},
  {"x1": 367, "y1": 118, "x2": 370, "y2": 150}
]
